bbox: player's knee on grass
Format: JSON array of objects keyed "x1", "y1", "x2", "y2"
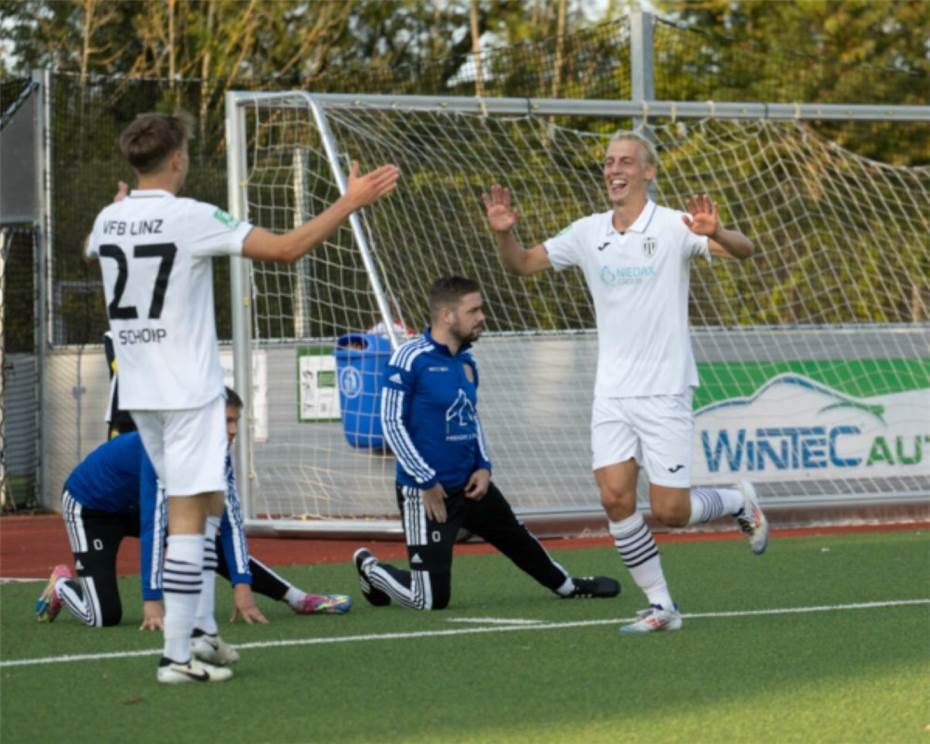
[{"x1": 425, "y1": 572, "x2": 451, "y2": 610}]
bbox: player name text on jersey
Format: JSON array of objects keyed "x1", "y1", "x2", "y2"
[{"x1": 118, "y1": 328, "x2": 167, "y2": 345}]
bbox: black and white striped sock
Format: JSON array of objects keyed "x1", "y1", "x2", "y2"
[
  {"x1": 609, "y1": 512, "x2": 673, "y2": 610},
  {"x1": 688, "y1": 487, "x2": 744, "y2": 525},
  {"x1": 163, "y1": 534, "x2": 203, "y2": 663},
  {"x1": 194, "y1": 517, "x2": 221, "y2": 635}
]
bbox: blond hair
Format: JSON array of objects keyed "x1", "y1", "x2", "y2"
[{"x1": 607, "y1": 130, "x2": 659, "y2": 169}]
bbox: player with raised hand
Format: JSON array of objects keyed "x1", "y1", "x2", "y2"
[
  {"x1": 86, "y1": 111, "x2": 396, "y2": 683},
  {"x1": 482, "y1": 130, "x2": 768, "y2": 634}
]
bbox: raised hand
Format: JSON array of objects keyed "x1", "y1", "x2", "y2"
[
  {"x1": 113, "y1": 180, "x2": 129, "y2": 203},
  {"x1": 345, "y1": 160, "x2": 400, "y2": 209},
  {"x1": 681, "y1": 193, "x2": 719, "y2": 237},
  {"x1": 481, "y1": 184, "x2": 520, "y2": 233}
]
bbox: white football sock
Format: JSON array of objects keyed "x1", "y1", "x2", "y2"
[
  {"x1": 193, "y1": 516, "x2": 221, "y2": 636},
  {"x1": 284, "y1": 586, "x2": 307, "y2": 608},
  {"x1": 687, "y1": 487, "x2": 744, "y2": 525},
  {"x1": 163, "y1": 533, "x2": 204, "y2": 663},
  {"x1": 609, "y1": 512, "x2": 674, "y2": 610}
]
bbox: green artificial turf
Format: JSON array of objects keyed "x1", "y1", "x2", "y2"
[{"x1": 2, "y1": 530, "x2": 928, "y2": 744}]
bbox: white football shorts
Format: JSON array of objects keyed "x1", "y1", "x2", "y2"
[
  {"x1": 132, "y1": 394, "x2": 227, "y2": 497},
  {"x1": 591, "y1": 390, "x2": 694, "y2": 488}
]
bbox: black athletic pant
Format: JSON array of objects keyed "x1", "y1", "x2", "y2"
[
  {"x1": 366, "y1": 480, "x2": 570, "y2": 610},
  {"x1": 60, "y1": 490, "x2": 140, "y2": 627},
  {"x1": 60, "y1": 491, "x2": 290, "y2": 626}
]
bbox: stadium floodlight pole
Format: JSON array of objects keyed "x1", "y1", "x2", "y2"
[
  {"x1": 302, "y1": 93, "x2": 401, "y2": 350},
  {"x1": 224, "y1": 92, "x2": 254, "y2": 522}
]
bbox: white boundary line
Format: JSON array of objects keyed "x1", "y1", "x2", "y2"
[
  {"x1": 2, "y1": 599, "x2": 927, "y2": 669},
  {"x1": 447, "y1": 617, "x2": 542, "y2": 625}
]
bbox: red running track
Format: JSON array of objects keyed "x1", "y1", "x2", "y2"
[{"x1": 1, "y1": 513, "x2": 925, "y2": 579}]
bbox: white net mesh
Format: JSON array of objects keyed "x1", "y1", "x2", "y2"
[{"x1": 236, "y1": 94, "x2": 930, "y2": 525}]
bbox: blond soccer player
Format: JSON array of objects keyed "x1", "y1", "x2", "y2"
[{"x1": 481, "y1": 130, "x2": 768, "y2": 633}]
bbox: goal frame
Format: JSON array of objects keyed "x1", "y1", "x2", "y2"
[{"x1": 224, "y1": 90, "x2": 930, "y2": 537}]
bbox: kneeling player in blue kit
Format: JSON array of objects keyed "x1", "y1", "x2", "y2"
[
  {"x1": 37, "y1": 389, "x2": 350, "y2": 645},
  {"x1": 354, "y1": 276, "x2": 620, "y2": 609}
]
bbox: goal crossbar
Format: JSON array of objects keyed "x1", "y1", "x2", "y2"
[{"x1": 231, "y1": 91, "x2": 930, "y2": 122}]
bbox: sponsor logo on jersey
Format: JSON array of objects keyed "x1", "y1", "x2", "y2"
[
  {"x1": 388, "y1": 373, "x2": 403, "y2": 385},
  {"x1": 667, "y1": 464, "x2": 684, "y2": 473},
  {"x1": 599, "y1": 265, "x2": 657, "y2": 286},
  {"x1": 427, "y1": 366, "x2": 449, "y2": 372},
  {"x1": 212, "y1": 208, "x2": 240, "y2": 229},
  {"x1": 445, "y1": 389, "x2": 477, "y2": 441},
  {"x1": 411, "y1": 553, "x2": 424, "y2": 564},
  {"x1": 642, "y1": 237, "x2": 657, "y2": 257},
  {"x1": 596, "y1": 241, "x2": 610, "y2": 252},
  {"x1": 118, "y1": 328, "x2": 167, "y2": 345}
]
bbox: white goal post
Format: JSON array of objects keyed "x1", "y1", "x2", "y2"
[{"x1": 224, "y1": 91, "x2": 930, "y2": 536}]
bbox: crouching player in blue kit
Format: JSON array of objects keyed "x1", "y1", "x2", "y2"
[
  {"x1": 36, "y1": 388, "x2": 350, "y2": 640},
  {"x1": 354, "y1": 276, "x2": 620, "y2": 609}
]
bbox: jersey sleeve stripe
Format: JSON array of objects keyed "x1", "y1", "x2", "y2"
[
  {"x1": 381, "y1": 387, "x2": 436, "y2": 483},
  {"x1": 224, "y1": 457, "x2": 250, "y2": 576},
  {"x1": 149, "y1": 483, "x2": 167, "y2": 592},
  {"x1": 475, "y1": 415, "x2": 491, "y2": 466},
  {"x1": 391, "y1": 339, "x2": 434, "y2": 372}
]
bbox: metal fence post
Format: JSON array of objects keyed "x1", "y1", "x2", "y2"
[
  {"x1": 225, "y1": 92, "x2": 254, "y2": 521},
  {"x1": 32, "y1": 68, "x2": 53, "y2": 508}
]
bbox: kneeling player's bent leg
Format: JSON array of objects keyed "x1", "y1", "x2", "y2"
[
  {"x1": 465, "y1": 483, "x2": 572, "y2": 595},
  {"x1": 60, "y1": 493, "x2": 128, "y2": 626},
  {"x1": 363, "y1": 485, "x2": 458, "y2": 610}
]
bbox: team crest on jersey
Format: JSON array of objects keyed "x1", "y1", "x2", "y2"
[
  {"x1": 463, "y1": 364, "x2": 475, "y2": 383},
  {"x1": 642, "y1": 237, "x2": 657, "y2": 257},
  {"x1": 213, "y1": 208, "x2": 240, "y2": 229}
]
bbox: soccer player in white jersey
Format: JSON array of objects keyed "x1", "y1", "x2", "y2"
[
  {"x1": 481, "y1": 130, "x2": 768, "y2": 634},
  {"x1": 86, "y1": 112, "x2": 398, "y2": 681}
]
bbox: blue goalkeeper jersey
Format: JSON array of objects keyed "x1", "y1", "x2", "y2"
[
  {"x1": 64, "y1": 432, "x2": 144, "y2": 513},
  {"x1": 381, "y1": 329, "x2": 492, "y2": 490}
]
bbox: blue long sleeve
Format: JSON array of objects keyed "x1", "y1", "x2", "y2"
[
  {"x1": 220, "y1": 453, "x2": 251, "y2": 585},
  {"x1": 138, "y1": 452, "x2": 166, "y2": 601}
]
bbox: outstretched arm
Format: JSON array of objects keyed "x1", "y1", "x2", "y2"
[
  {"x1": 682, "y1": 194, "x2": 754, "y2": 260},
  {"x1": 481, "y1": 185, "x2": 551, "y2": 276},
  {"x1": 243, "y1": 161, "x2": 399, "y2": 264}
]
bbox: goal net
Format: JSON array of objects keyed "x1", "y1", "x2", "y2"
[{"x1": 226, "y1": 92, "x2": 930, "y2": 532}]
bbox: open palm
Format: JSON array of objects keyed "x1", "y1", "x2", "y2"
[{"x1": 482, "y1": 184, "x2": 519, "y2": 232}]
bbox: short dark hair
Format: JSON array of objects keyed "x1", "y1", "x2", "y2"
[
  {"x1": 429, "y1": 276, "x2": 481, "y2": 317},
  {"x1": 225, "y1": 387, "x2": 243, "y2": 409},
  {"x1": 118, "y1": 112, "x2": 193, "y2": 174}
]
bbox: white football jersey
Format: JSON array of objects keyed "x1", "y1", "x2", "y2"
[
  {"x1": 87, "y1": 189, "x2": 252, "y2": 410},
  {"x1": 544, "y1": 200, "x2": 710, "y2": 398}
]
